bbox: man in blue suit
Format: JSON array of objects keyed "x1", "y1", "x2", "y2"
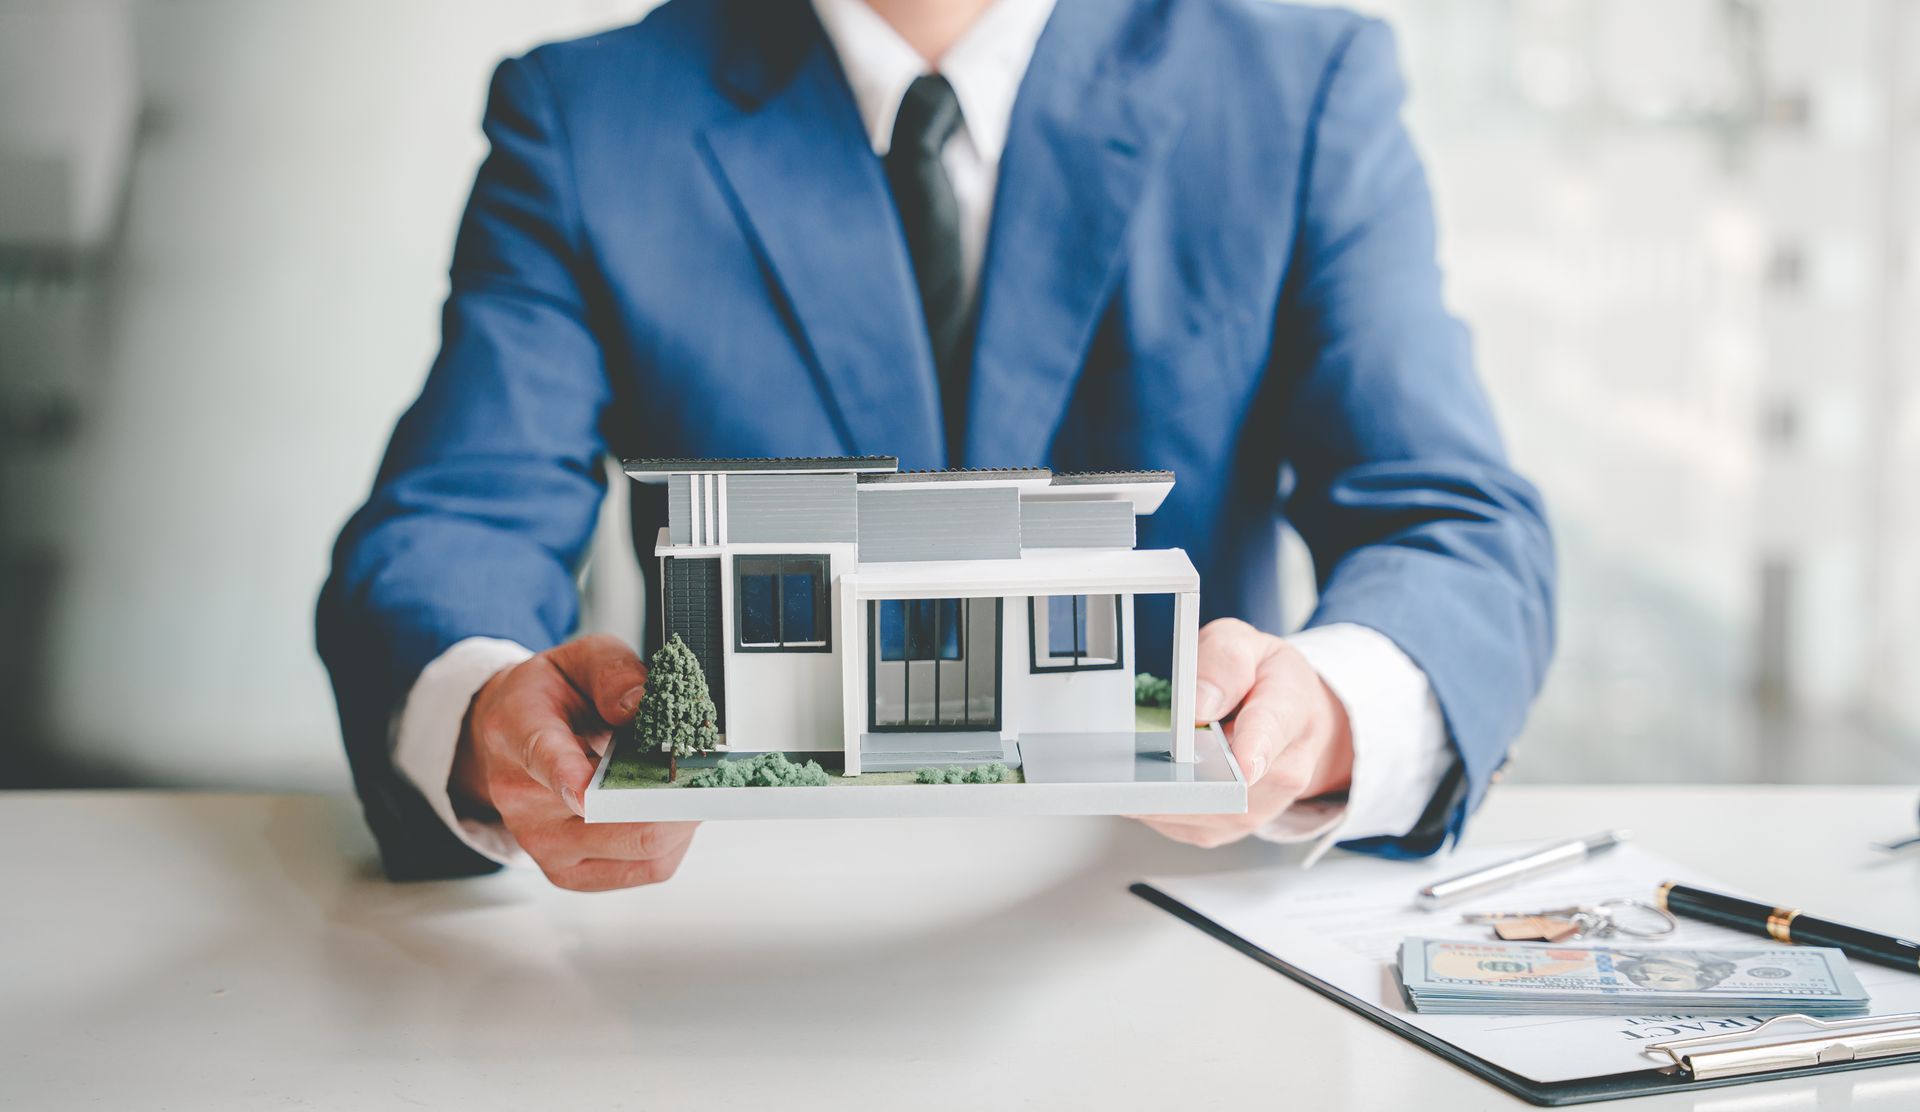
[{"x1": 319, "y1": 0, "x2": 1554, "y2": 887}]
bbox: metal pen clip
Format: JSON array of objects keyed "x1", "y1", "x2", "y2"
[{"x1": 1645, "y1": 1012, "x2": 1920, "y2": 1081}]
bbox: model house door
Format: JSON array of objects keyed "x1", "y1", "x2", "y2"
[
  {"x1": 869, "y1": 598, "x2": 1000, "y2": 730},
  {"x1": 662, "y1": 556, "x2": 725, "y2": 732}
]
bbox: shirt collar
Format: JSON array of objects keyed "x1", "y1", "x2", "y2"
[{"x1": 810, "y1": 0, "x2": 1057, "y2": 163}]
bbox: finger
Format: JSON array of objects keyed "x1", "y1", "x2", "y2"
[
  {"x1": 549, "y1": 633, "x2": 649, "y2": 725},
  {"x1": 538, "y1": 820, "x2": 700, "y2": 868},
  {"x1": 1193, "y1": 618, "x2": 1265, "y2": 723},
  {"x1": 580, "y1": 726, "x2": 616, "y2": 760},
  {"x1": 1251, "y1": 725, "x2": 1322, "y2": 810},
  {"x1": 1134, "y1": 815, "x2": 1246, "y2": 849},
  {"x1": 546, "y1": 837, "x2": 697, "y2": 892},
  {"x1": 1136, "y1": 739, "x2": 1316, "y2": 837},
  {"x1": 1223, "y1": 675, "x2": 1297, "y2": 786},
  {"x1": 520, "y1": 726, "x2": 599, "y2": 818},
  {"x1": 517, "y1": 817, "x2": 698, "y2": 870}
]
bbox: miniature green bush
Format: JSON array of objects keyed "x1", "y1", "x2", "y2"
[
  {"x1": 1134, "y1": 672, "x2": 1172, "y2": 708},
  {"x1": 965, "y1": 762, "x2": 1009, "y2": 784},
  {"x1": 683, "y1": 752, "x2": 830, "y2": 789},
  {"x1": 636, "y1": 634, "x2": 719, "y2": 781},
  {"x1": 913, "y1": 763, "x2": 1008, "y2": 785}
]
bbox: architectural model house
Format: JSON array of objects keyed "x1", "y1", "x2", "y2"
[{"x1": 584, "y1": 456, "x2": 1246, "y2": 821}]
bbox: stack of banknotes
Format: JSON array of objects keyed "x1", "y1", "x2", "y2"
[{"x1": 1397, "y1": 938, "x2": 1871, "y2": 1015}]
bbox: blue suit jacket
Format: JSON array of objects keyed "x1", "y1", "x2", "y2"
[{"x1": 318, "y1": 0, "x2": 1555, "y2": 880}]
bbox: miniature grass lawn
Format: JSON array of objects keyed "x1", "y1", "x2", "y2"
[
  {"x1": 599, "y1": 742, "x2": 1027, "y2": 789},
  {"x1": 599, "y1": 704, "x2": 1178, "y2": 790}
]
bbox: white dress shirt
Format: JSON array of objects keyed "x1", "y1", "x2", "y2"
[
  {"x1": 391, "y1": 0, "x2": 1454, "y2": 867},
  {"x1": 812, "y1": 0, "x2": 1053, "y2": 303}
]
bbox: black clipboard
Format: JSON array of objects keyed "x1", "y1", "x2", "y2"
[{"x1": 1132, "y1": 882, "x2": 1920, "y2": 1106}]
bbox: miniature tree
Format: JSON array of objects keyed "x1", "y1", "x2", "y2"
[{"x1": 635, "y1": 634, "x2": 719, "y2": 782}]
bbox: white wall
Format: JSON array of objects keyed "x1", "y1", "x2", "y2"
[
  {"x1": 28, "y1": 1, "x2": 655, "y2": 789},
  {"x1": 0, "y1": 0, "x2": 139, "y2": 252},
  {"x1": 716, "y1": 543, "x2": 854, "y2": 753},
  {"x1": 1002, "y1": 594, "x2": 1134, "y2": 737}
]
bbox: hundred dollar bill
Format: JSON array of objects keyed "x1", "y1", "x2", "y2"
[{"x1": 1397, "y1": 938, "x2": 1870, "y2": 1016}]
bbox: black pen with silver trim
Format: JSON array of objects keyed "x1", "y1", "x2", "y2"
[{"x1": 1657, "y1": 882, "x2": 1920, "y2": 973}]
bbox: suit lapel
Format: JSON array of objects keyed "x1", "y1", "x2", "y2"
[
  {"x1": 962, "y1": 0, "x2": 1185, "y2": 468},
  {"x1": 700, "y1": 4, "x2": 946, "y2": 467}
]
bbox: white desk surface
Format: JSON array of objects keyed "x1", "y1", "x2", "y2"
[{"x1": 3, "y1": 786, "x2": 1917, "y2": 1110}]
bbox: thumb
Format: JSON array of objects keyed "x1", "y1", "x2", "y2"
[
  {"x1": 1193, "y1": 618, "x2": 1263, "y2": 723},
  {"x1": 549, "y1": 633, "x2": 650, "y2": 726}
]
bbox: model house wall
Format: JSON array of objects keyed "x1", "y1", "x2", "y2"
[
  {"x1": 1019, "y1": 500, "x2": 1135, "y2": 548},
  {"x1": 727, "y1": 473, "x2": 857, "y2": 542},
  {"x1": 855, "y1": 485, "x2": 1022, "y2": 562},
  {"x1": 718, "y1": 541, "x2": 857, "y2": 753},
  {"x1": 633, "y1": 458, "x2": 1182, "y2": 767},
  {"x1": 1001, "y1": 594, "x2": 1136, "y2": 735}
]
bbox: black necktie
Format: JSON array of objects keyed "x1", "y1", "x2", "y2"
[{"x1": 885, "y1": 75, "x2": 970, "y2": 455}]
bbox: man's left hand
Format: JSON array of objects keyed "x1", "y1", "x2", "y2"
[{"x1": 1136, "y1": 618, "x2": 1355, "y2": 848}]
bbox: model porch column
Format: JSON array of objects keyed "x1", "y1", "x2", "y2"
[
  {"x1": 1171, "y1": 589, "x2": 1198, "y2": 764},
  {"x1": 839, "y1": 577, "x2": 864, "y2": 775}
]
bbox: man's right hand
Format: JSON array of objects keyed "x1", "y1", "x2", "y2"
[{"x1": 451, "y1": 633, "x2": 699, "y2": 891}]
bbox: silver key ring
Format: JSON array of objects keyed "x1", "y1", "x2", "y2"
[{"x1": 1595, "y1": 897, "x2": 1677, "y2": 938}]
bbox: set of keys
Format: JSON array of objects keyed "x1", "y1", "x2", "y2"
[{"x1": 1461, "y1": 898, "x2": 1678, "y2": 943}]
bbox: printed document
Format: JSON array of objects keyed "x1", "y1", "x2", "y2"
[{"x1": 1144, "y1": 842, "x2": 1920, "y2": 1083}]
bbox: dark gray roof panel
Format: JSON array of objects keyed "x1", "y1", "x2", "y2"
[
  {"x1": 856, "y1": 466, "x2": 1051, "y2": 484},
  {"x1": 1049, "y1": 470, "x2": 1175, "y2": 485},
  {"x1": 623, "y1": 455, "x2": 898, "y2": 478}
]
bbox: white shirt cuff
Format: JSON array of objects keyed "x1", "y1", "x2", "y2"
[
  {"x1": 1257, "y1": 623, "x2": 1452, "y2": 866},
  {"x1": 392, "y1": 636, "x2": 537, "y2": 866}
]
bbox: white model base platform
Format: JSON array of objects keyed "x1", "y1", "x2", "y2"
[{"x1": 584, "y1": 727, "x2": 1245, "y2": 822}]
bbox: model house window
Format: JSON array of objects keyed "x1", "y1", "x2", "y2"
[
  {"x1": 877, "y1": 599, "x2": 963, "y2": 661},
  {"x1": 1030, "y1": 594, "x2": 1121, "y2": 671},
  {"x1": 736, "y1": 555, "x2": 830, "y2": 651}
]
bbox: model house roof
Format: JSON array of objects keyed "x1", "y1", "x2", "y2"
[
  {"x1": 623, "y1": 455, "x2": 899, "y2": 481},
  {"x1": 1051, "y1": 469, "x2": 1174, "y2": 485},
  {"x1": 1024, "y1": 472, "x2": 1174, "y2": 514},
  {"x1": 626, "y1": 456, "x2": 1175, "y2": 514},
  {"x1": 843, "y1": 546, "x2": 1199, "y2": 598},
  {"x1": 856, "y1": 466, "x2": 1051, "y2": 484}
]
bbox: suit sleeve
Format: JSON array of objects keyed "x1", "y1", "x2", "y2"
[
  {"x1": 316, "y1": 52, "x2": 611, "y2": 880},
  {"x1": 1274, "y1": 18, "x2": 1557, "y2": 856}
]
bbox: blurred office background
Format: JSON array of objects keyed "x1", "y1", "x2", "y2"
[{"x1": 1, "y1": 0, "x2": 1915, "y2": 793}]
